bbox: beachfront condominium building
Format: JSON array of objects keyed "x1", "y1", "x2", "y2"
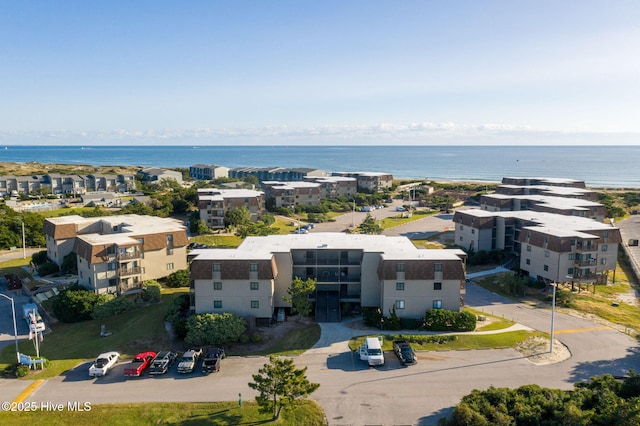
[
  {"x1": 331, "y1": 172, "x2": 393, "y2": 193},
  {"x1": 138, "y1": 168, "x2": 183, "y2": 185},
  {"x1": 196, "y1": 188, "x2": 265, "y2": 230},
  {"x1": 229, "y1": 167, "x2": 329, "y2": 182},
  {"x1": 44, "y1": 214, "x2": 188, "y2": 295},
  {"x1": 190, "y1": 233, "x2": 467, "y2": 324},
  {"x1": 454, "y1": 209, "x2": 620, "y2": 285},
  {"x1": 261, "y1": 181, "x2": 322, "y2": 209},
  {"x1": 304, "y1": 176, "x2": 358, "y2": 199},
  {"x1": 189, "y1": 164, "x2": 230, "y2": 181}
]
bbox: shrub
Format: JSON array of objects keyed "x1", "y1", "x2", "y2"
[
  {"x1": 362, "y1": 307, "x2": 383, "y2": 327},
  {"x1": 166, "y1": 269, "x2": 190, "y2": 288},
  {"x1": 142, "y1": 280, "x2": 162, "y2": 303},
  {"x1": 31, "y1": 250, "x2": 48, "y2": 266},
  {"x1": 250, "y1": 333, "x2": 262, "y2": 343},
  {"x1": 16, "y1": 365, "x2": 30, "y2": 378},
  {"x1": 52, "y1": 284, "x2": 104, "y2": 323},
  {"x1": 238, "y1": 334, "x2": 250, "y2": 344},
  {"x1": 92, "y1": 295, "x2": 138, "y2": 320},
  {"x1": 37, "y1": 261, "x2": 60, "y2": 277},
  {"x1": 165, "y1": 293, "x2": 191, "y2": 339},
  {"x1": 422, "y1": 309, "x2": 476, "y2": 332},
  {"x1": 184, "y1": 312, "x2": 247, "y2": 346}
]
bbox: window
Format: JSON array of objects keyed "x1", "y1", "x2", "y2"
[
  {"x1": 570, "y1": 239, "x2": 576, "y2": 246},
  {"x1": 433, "y1": 300, "x2": 442, "y2": 309},
  {"x1": 396, "y1": 263, "x2": 405, "y2": 272},
  {"x1": 544, "y1": 251, "x2": 549, "y2": 257},
  {"x1": 568, "y1": 253, "x2": 574, "y2": 260},
  {"x1": 167, "y1": 263, "x2": 174, "y2": 270},
  {"x1": 108, "y1": 262, "x2": 117, "y2": 271},
  {"x1": 396, "y1": 282, "x2": 404, "y2": 291},
  {"x1": 526, "y1": 245, "x2": 531, "y2": 252},
  {"x1": 543, "y1": 265, "x2": 549, "y2": 271},
  {"x1": 601, "y1": 258, "x2": 607, "y2": 265},
  {"x1": 603, "y1": 231, "x2": 609, "y2": 238},
  {"x1": 526, "y1": 259, "x2": 531, "y2": 265},
  {"x1": 434, "y1": 282, "x2": 442, "y2": 290},
  {"x1": 137, "y1": 237, "x2": 144, "y2": 246},
  {"x1": 460, "y1": 236, "x2": 463, "y2": 242},
  {"x1": 568, "y1": 268, "x2": 574, "y2": 275},
  {"x1": 250, "y1": 263, "x2": 258, "y2": 272},
  {"x1": 471, "y1": 229, "x2": 475, "y2": 234},
  {"x1": 213, "y1": 300, "x2": 222, "y2": 309},
  {"x1": 250, "y1": 282, "x2": 259, "y2": 290},
  {"x1": 459, "y1": 225, "x2": 464, "y2": 231},
  {"x1": 213, "y1": 263, "x2": 221, "y2": 272},
  {"x1": 251, "y1": 300, "x2": 259, "y2": 309},
  {"x1": 214, "y1": 282, "x2": 222, "y2": 290},
  {"x1": 434, "y1": 263, "x2": 442, "y2": 272},
  {"x1": 601, "y1": 244, "x2": 607, "y2": 252},
  {"x1": 395, "y1": 300, "x2": 405, "y2": 309}
]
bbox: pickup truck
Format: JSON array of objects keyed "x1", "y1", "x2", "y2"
[
  {"x1": 202, "y1": 348, "x2": 225, "y2": 374},
  {"x1": 88, "y1": 351, "x2": 120, "y2": 377},
  {"x1": 393, "y1": 340, "x2": 417, "y2": 365},
  {"x1": 177, "y1": 348, "x2": 202, "y2": 374},
  {"x1": 124, "y1": 351, "x2": 156, "y2": 377},
  {"x1": 148, "y1": 351, "x2": 177, "y2": 375}
]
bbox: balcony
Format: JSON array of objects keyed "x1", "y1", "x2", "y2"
[
  {"x1": 575, "y1": 243, "x2": 598, "y2": 252},
  {"x1": 119, "y1": 282, "x2": 142, "y2": 294},
  {"x1": 118, "y1": 251, "x2": 141, "y2": 261},
  {"x1": 575, "y1": 259, "x2": 597, "y2": 267},
  {"x1": 119, "y1": 266, "x2": 142, "y2": 276}
]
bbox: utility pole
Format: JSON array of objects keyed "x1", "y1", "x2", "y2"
[
  {"x1": 550, "y1": 282, "x2": 556, "y2": 353},
  {"x1": 22, "y1": 220, "x2": 26, "y2": 259}
]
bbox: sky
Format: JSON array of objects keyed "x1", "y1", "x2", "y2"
[{"x1": 1, "y1": 1, "x2": 640, "y2": 146}]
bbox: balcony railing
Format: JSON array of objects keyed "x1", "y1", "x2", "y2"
[
  {"x1": 119, "y1": 266, "x2": 142, "y2": 276},
  {"x1": 118, "y1": 251, "x2": 140, "y2": 261},
  {"x1": 575, "y1": 244, "x2": 598, "y2": 252},
  {"x1": 119, "y1": 283, "x2": 142, "y2": 293},
  {"x1": 575, "y1": 259, "x2": 597, "y2": 267}
]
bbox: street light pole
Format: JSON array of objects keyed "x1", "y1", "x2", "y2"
[
  {"x1": 550, "y1": 282, "x2": 556, "y2": 353},
  {"x1": 0, "y1": 294, "x2": 20, "y2": 364},
  {"x1": 21, "y1": 220, "x2": 26, "y2": 259},
  {"x1": 351, "y1": 199, "x2": 355, "y2": 227}
]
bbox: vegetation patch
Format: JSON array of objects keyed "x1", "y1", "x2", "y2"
[{"x1": 0, "y1": 400, "x2": 326, "y2": 426}]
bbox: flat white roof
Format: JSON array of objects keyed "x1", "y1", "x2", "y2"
[{"x1": 192, "y1": 233, "x2": 463, "y2": 261}]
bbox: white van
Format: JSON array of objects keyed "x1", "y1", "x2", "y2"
[{"x1": 359, "y1": 336, "x2": 385, "y2": 366}]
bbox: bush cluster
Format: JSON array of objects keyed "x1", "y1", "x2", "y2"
[
  {"x1": 165, "y1": 293, "x2": 191, "y2": 339},
  {"x1": 422, "y1": 309, "x2": 476, "y2": 332}
]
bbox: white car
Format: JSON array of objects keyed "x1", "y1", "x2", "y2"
[{"x1": 88, "y1": 351, "x2": 120, "y2": 377}]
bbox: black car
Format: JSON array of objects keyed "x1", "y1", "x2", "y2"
[{"x1": 393, "y1": 340, "x2": 417, "y2": 365}]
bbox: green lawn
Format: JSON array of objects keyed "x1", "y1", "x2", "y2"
[
  {"x1": 190, "y1": 234, "x2": 244, "y2": 248},
  {"x1": 244, "y1": 324, "x2": 321, "y2": 356},
  {"x1": 349, "y1": 330, "x2": 544, "y2": 352},
  {"x1": 0, "y1": 400, "x2": 326, "y2": 426}
]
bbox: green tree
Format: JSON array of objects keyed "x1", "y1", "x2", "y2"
[
  {"x1": 51, "y1": 284, "x2": 106, "y2": 323},
  {"x1": 358, "y1": 213, "x2": 382, "y2": 234},
  {"x1": 248, "y1": 355, "x2": 320, "y2": 420},
  {"x1": 166, "y1": 269, "x2": 190, "y2": 288},
  {"x1": 283, "y1": 277, "x2": 316, "y2": 320},
  {"x1": 224, "y1": 206, "x2": 251, "y2": 228},
  {"x1": 60, "y1": 252, "x2": 78, "y2": 275},
  {"x1": 184, "y1": 312, "x2": 246, "y2": 346}
]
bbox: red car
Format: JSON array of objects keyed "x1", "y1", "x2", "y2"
[{"x1": 124, "y1": 351, "x2": 156, "y2": 377}]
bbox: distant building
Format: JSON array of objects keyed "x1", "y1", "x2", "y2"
[
  {"x1": 196, "y1": 188, "x2": 265, "y2": 230},
  {"x1": 190, "y1": 233, "x2": 467, "y2": 324},
  {"x1": 229, "y1": 167, "x2": 328, "y2": 182},
  {"x1": 138, "y1": 168, "x2": 183, "y2": 185},
  {"x1": 304, "y1": 176, "x2": 358, "y2": 199},
  {"x1": 332, "y1": 172, "x2": 393, "y2": 192},
  {"x1": 189, "y1": 164, "x2": 230, "y2": 181},
  {"x1": 44, "y1": 214, "x2": 188, "y2": 295},
  {"x1": 261, "y1": 181, "x2": 322, "y2": 209}
]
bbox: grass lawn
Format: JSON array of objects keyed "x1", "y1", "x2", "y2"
[
  {"x1": 348, "y1": 330, "x2": 545, "y2": 352},
  {"x1": 379, "y1": 209, "x2": 433, "y2": 229},
  {"x1": 464, "y1": 308, "x2": 515, "y2": 331},
  {"x1": 0, "y1": 290, "x2": 189, "y2": 378},
  {"x1": 245, "y1": 324, "x2": 321, "y2": 356},
  {"x1": 190, "y1": 234, "x2": 244, "y2": 248},
  {"x1": 0, "y1": 257, "x2": 32, "y2": 269},
  {"x1": 0, "y1": 400, "x2": 326, "y2": 426}
]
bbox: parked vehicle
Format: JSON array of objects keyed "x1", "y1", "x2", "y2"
[
  {"x1": 124, "y1": 351, "x2": 157, "y2": 377},
  {"x1": 292, "y1": 229, "x2": 308, "y2": 234},
  {"x1": 359, "y1": 336, "x2": 385, "y2": 366},
  {"x1": 148, "y1": 351, "x2": 177, "y2": 375},
  {"x1": 88, "y1": 351, "x2": 120, "y2": 377},
  {"x1": 393, "y1": 340, "x2": 417, "y2": 365},
  {"x1": 177, "y1": 348, "x2": 202, "y2": 373},
  {"x1": 396, "y1": 206, "x2": 406, "y2": 212},
  {"x1": 22, "y1": 303, "x2": 45, "y2": 333},
  {"x1": 202, "y1": 348, "x2": 226, "y2": 374}
]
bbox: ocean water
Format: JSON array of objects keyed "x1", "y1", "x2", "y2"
[{"x1": 1, "y1": 145, "x2": 639, "y2": 188}]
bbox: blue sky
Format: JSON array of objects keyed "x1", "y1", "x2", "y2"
[{"x1": 1, "y1": 1, "x2": 639, "y2": 145}]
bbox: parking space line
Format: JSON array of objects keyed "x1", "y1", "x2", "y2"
[{"x1": 12, "y1": 379, "x2": 44, "y2": 403}]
